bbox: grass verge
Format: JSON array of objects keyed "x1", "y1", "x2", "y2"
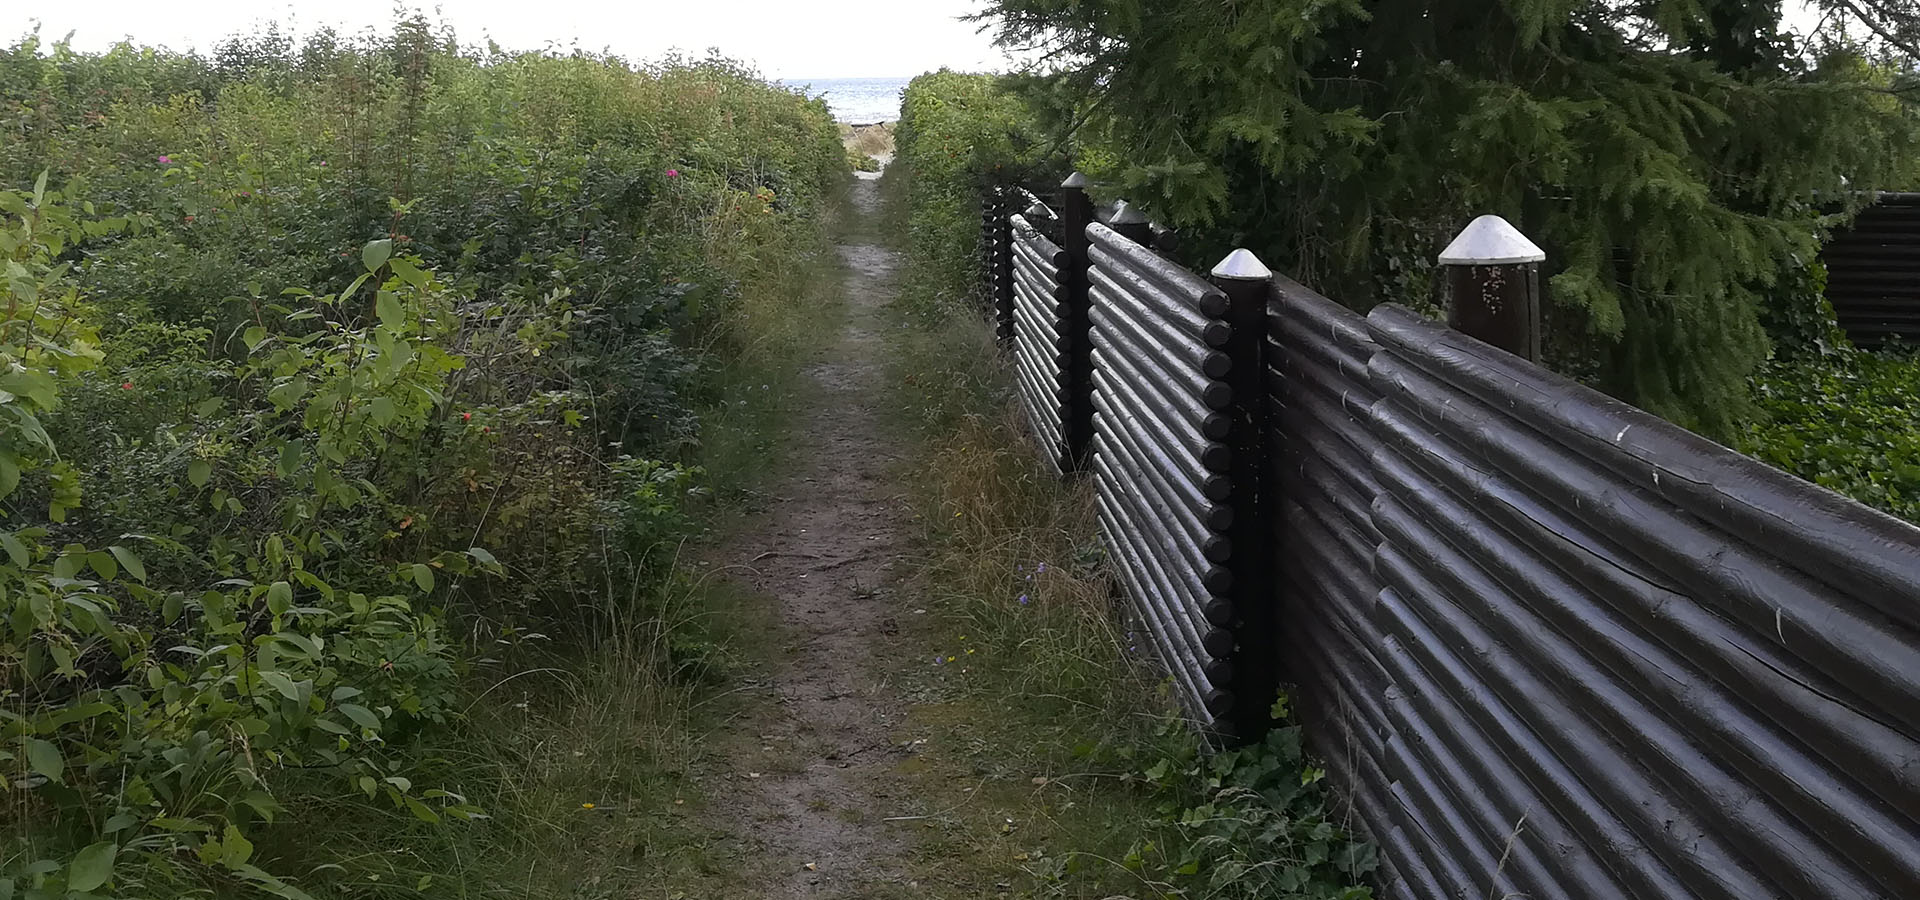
[{"x1": 874, "y1": 160, "x2": 1379, "y2": 900}]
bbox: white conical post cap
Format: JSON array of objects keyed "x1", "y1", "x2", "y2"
[
  {"x1": 1211, "y1": 248, "x2": 1273, "y2": 281},
  {"x1": 1062, "y1": 172, "x2": 1090, "y2": 188},
  {"x1": 1109, "y1": 201, "x2": 1149, "y2": 225},
  {"x1": 1438, "y1": 215, "x2": 1545, "y2": 265}
]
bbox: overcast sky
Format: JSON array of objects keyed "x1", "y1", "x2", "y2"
[{"x1": 2, "y1": 1, "x2": 1007, "y2": 78}]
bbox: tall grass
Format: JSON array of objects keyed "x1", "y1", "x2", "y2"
[{"x1": 881, "y1": 74, "x2": 1378, "y2": 900}]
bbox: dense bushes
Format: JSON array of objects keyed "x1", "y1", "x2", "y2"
[
  {"x1": 892, "y1": 71, "x2": 1051, "y2": 314},
  {"x1": 1, "y1": 21, "x2": 842, "y2": 898}
]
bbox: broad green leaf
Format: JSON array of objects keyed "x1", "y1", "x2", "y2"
[
  {"x1": 0, "y1": 455, "x2": 18, "y2": 500},
  {"x1": 0, "y1": 532, "x2": 28, "y2": 567},
  {"x1": 267, "y1": 376, "x2": 308, "y2": 410},
  {"x1": 411, "y1": 563, "x2": 434, "y2": 592},
  {"x1": 404, "y1": 797, "x2": 440, "y2": 823},
  {"x1": 86, "y1": 550, "x2": 117, "y2": 581},
  {"x1": 265, "y1": 581, "x2": 293, "y2": 615},
  {"x1": 109, "y1": 546, "x2": 146, "y2": 582},
  {"x1": 362, "y1": 239, "x2": 393, "y2": 273},
  {"x1": 367, "y1": 397, "x2": 398, "y2": 427},
  {"x1": 187, "y1": 459, "x2": 212, "y2": 488},
  {"x1": 271, "y1": 631, "x2": 321, "y2": 658},
  {"x1": 67, "y1": 842, "x2": 116, "y2": 892},
  {"x1": 243, "y1": 325, "x2": 268, "y2": 351},
  {"x1": 376, "y1": 291, "x2": 404, "y2": 328},
  {"x1": 468, "y1": 547, "x2": 498, "y2": 567},
  {"x1": 388, "y1": 256, "x2": 429, "y2": 288},
  {"x1": 258, "y1": 671, "x2": 303, "y2": 702},
  {"x1": 338, "y1": 704, "x2": 380, "y2": 731},
  {"x1": 24, "y1": 738, "x2": 62, "y2": 782},
  {"x1": 278, "y1": 442, "x2": 303, "y2": 476},
  {"x1": 220, "y1": 825, "x2": 254, "y2": 868}
]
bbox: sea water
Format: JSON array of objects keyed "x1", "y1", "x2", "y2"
[{"x1": 781, "y1": 76, "x2": 911, "y2": 124}]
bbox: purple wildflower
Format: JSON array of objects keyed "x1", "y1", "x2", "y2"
[
  {"x1": 1017, "y1": 594, "x2": 1030, "y2": 606},
  {"x1": 157, "y1": 155, "x2": 172, "y2": 164}
]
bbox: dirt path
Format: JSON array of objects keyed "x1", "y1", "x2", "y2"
[{"x1": 703, "y1": 170, "x2": 923, "y2": 897}]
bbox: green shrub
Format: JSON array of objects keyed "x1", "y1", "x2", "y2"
[
  {"x1": 893, "y1": 71, "x2": 1052, "y2": 316},
  {"x1": 1, "y1": 20, "x2": 843, "y2": 899},
  {"x1": 1741, "y1": 347, "x2": 1920, "y2": 523}
]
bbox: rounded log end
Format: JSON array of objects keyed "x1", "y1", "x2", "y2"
[
  {"x1": 1202, "y1": 382, "x2": 1234, "y2": 411},
  {"x1": 1201, "y1": 351, "x2": 1233, "y2": 379},
  {"x1": 1201, "y1": 627, "x2": 1235, "y2": 658},
  {"x1": 1201, "y1": 443, "x2": 1232, "y2": 473},
  {"x1": 1202, "y1": 535, "x2": 1232, "y2": 563},
  {"x1": 1202, "y1": 321, "x2": 1233, "y2": 348},
  {"x1": 1201, "y1": 596, "x2": 1234, "y2": 627},
  {"x1": 1203, "y1": 688, "x2": 1236, "y2": 718},
  {"x1": 1195, "y1": 289, "x2": 1229, "y2": 317},
  {"x1": 1201, "y1": 412, "x2": 1233, "y2": 441},
  {"x1": 1202, "y1": 474, "x2": 1233, "y2": 502},
  {"x1": 1203, "y1": 656, "x2": 1234, "y2": 686}
]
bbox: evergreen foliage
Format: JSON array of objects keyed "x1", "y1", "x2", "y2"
[{"x1": 981, "y1": 0, "x2": 1920, "y2": 435}]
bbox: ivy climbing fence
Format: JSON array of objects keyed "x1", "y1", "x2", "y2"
[{"x1": 980, "y1": 177, "x2": 1920, "y2": 900}]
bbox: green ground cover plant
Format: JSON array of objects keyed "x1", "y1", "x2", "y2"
[
  {"x1": 886, "y1": 72, "x2": 1375, "y2": 900},
  {"x1": 1742, "y1": 346, "x2": 1920, "y2": 524},
  {"x1": 1, "y1": 19, "x2": 844, "y2": 899}
]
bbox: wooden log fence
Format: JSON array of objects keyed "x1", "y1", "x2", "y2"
[{"x1": 984, "y1": 173, "x2": 1920, "y2": 899}]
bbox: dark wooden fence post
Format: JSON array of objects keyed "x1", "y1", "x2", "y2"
[
  {"x1": 1439, "y1": 215, "x2": 1545, "y2": 362},
  {"x1": 1058, "y1": 172, "x2": 1096, "y2": 471},
  {"x1": 991, "y1": 186, "x2": 1016, "y2": 347},
  {"x1": 1210, "y1": 248, "x2": 1280, "y2": 739},
  {"x1": 1108, "y1": 201, "x2": 1152, "y2": 245}
]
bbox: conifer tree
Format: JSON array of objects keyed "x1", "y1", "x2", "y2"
[{"x1": 983, "y1": 0, "x2": 1920, "y2": 435}]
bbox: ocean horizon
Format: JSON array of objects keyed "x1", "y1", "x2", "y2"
[{"x1": 779, "y1": 76, "x2": 911, "y2": 124}]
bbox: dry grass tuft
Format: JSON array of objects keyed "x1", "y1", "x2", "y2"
[{"x1": 843, "y1": 122, "x2": 896, "y2": 159}]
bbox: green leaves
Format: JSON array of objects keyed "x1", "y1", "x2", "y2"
[
  {"x1": 375, "y1": 290, "x2": 405, "y2": 329},
  {"x1": 0, "y1": 36, "x2": 837, "y2": 900},
  {"x1": 258, "y1": 671, "x2": 307, "y2": 703},
  {"x1": 361, "y1": 238, "x2": 394, "y2": 273},
  {"x1": 410, "y1": 563, "x2": 435, "y2": 593},
  {"x1": 67, "y1": 842, "x2": 116, "y2": 892},
  {"x1": 24, "y1": 738, "x2": 63, "y2": 782},
  {"x1": 338, "y1": 703, "x2": 381, "y2": 731}
]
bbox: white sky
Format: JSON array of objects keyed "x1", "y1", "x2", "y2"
[{"x1": 2, "y1": 1, "x2": 1007, "y2": 79}]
